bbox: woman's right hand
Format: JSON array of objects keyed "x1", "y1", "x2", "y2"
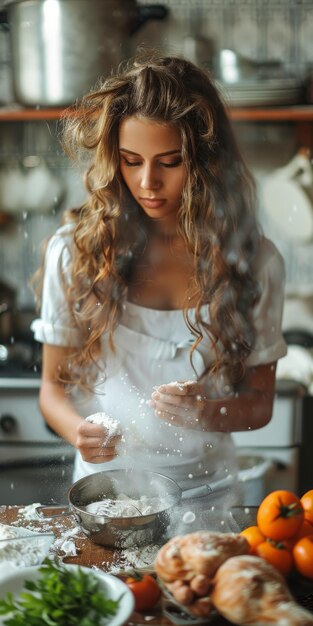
[
  {"x1": 39, "y1": 345, "x2": 123, "y2": 461},
  {"x1": 75, "y1": 420, "x2": 122, "y2": 463}
]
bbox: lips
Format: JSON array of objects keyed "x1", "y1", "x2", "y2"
[{"x1": 139, "y1": 197, "x2": 166, "y2": 209}]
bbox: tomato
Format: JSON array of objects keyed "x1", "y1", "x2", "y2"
[
  {"x1": 293, "y1": 535, "x2": 313, "y2": 579},
  {"x1": 257, "y1": 490, "x2": 304, "y2": 541},
  {"x1": 288, "y1": 520, "x2": 313, "y2": 547},
  {"x1": 300, "y1": 490, "x2": 313, "y2": 525},
  {"x1": 256, "y1": 539, "x2": 293, "y2": 576},
  {"x1": 125, "y1": 573, "x2": 162, "y2": 612},
  {"x1": 240, "y1": 525, "x2": 265, "y2": 555}
]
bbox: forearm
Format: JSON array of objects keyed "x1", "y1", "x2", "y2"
[
  {"x1": 202, "y1": 389, "x2": 274, "y2": 433},
  {"x1": 39, "y1": 380, "x2": 83, "y2": 447},
  {"x1": 151, "y1": 363, "x2": 277, "y2": 434},
  {"x1": 38, "y1": 344, "x2": 119, "y2": 464}
]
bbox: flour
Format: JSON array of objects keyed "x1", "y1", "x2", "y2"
[
  {"x1": 85, "y1": 494, "x2": 172, "y2": 517},
  {"x1": 0, "y1": 523, "x2": 55, "y2": 569},
  {"x1": 0, "y1": 524, "x2": 16, "y2": 541},
  {"x1": 52, "y1": 527, "x2": 81, "y2": 558},
  {"x1": 1, "y1": 502, "x2": 160, "y2": 575},
  {"x1": 9, "y1": 503, "x2": 82, "y2": 560},
  {"x1": 85, "y1": 412, "x2": 121, "y2": 439},
  {"x1": 17, "y1": 502, "x2": 42, "y2": 521},
  {"x1": 156, "y1": 381, "x2": 185, "y2": 392},
  {"x1": 12, "y1": 503, "x2": 64, "y2": 534},
  {"x1": 99, "y1": 543, "x2": 160, "y2": 574}
]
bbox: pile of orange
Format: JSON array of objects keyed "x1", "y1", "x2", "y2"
[{"x1": 240, "y1": 489, "x2": 313, "y2": 579}]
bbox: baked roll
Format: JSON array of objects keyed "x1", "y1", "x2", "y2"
[
  {"x1": 179, "y1": 530, "x2": 249, "y2": 577},
  {"x1": 211, "y1": 554, "x2": 313, "y2": 626},
  {"x1": 154, "y1": 535, "x2": 187, "y2": 582},
  {"x1": 155, "y1": 531, "x2": 249, "y2": 582},
  {"x1": 155, "y1": 530, "x2": 249, "y2": 618}
]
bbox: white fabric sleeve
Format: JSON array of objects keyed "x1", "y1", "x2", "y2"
[
  {"x1": 245, "y1": 238, "x2": 287, "y2": 367},
  {"x1": 31, "y1": 227, "x2": 82, "y2": 347}
]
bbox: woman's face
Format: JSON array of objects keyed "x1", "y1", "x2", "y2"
[{"x1": 118, "y1": 116, "x2": 186, "y2": 229}]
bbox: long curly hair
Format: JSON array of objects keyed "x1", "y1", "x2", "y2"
[{"x1": 35, "y1": 51, "x2": 261, "y2": 389}]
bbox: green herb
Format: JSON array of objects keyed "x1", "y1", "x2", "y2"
[{"x1": 0, "y1": 558, "x2": 120, "y2": 625}]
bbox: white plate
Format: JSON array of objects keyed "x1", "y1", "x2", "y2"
[{"x1": 0, "y1": 563, "x2": 135, "y2": 626}]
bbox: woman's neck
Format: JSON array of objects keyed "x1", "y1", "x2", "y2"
[{"x1": 144, "y1": 215, "x2": 182, "y2": 244}]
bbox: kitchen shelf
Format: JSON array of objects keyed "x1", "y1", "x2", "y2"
[
  {"x1": 230, "y1": 105, "x2": 313, "y2": 122},
  {"x1": 0, "y1": 104, "x2": 313, "y2": 122},
  {"x1": 0, "y1": 107, "x2": 68, "y2": 121}
]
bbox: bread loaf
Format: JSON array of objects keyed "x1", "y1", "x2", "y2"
[{"x1": 211, "y1": 554, "x2": 313, "y2": 626}]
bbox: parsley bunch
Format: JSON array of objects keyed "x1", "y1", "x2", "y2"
[{"x1": 0, "y1": 558, "x2": 120, "y2": 625}]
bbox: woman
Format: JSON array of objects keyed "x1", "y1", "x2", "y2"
[{"x1": 32, "y1": 52, "x2": 287, "y2": 499}]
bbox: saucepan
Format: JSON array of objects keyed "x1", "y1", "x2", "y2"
[
  {"x1": 0, "y1": 0, "x2": 168, "y2": 106},
  {"x1": 37, "y1": 469, "x2": 234, "y2": 549}
]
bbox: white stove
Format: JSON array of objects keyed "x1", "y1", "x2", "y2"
[
  {"x1": 233, "y1": 380, "x2": 305, "y2": 505},
  {"x1": 0, "y1": 375, "x2": 74, "y2": 505}
]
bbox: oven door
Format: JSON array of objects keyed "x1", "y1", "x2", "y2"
[{"x1": 0, "y1": 377, "x2": 75, "y2": 505}]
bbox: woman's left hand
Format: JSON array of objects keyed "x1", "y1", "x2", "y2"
[{"x1": 150, "y1": 381, "x2": 208, "y2": 429}]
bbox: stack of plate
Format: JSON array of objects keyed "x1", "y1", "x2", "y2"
[{"x1": 217, "y1": 78, "x2": 303, "y2": 106}]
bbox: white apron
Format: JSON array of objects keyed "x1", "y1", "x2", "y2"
[{"x1": 73, "y1": 302, "x2": 238, "y2": 494}]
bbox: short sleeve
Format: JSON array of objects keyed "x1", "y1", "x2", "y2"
[
  {"x1": 31, "y1": 224, "x2": 82, "y2": 347},
  {"x1": 245, "y1": 238, "x2": 287, "y2": 367}
]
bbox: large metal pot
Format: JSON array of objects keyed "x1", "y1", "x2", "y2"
[
  {"x1": 1, "y1": 0, "x2": 168, "y2": 106},
  {"x1": 38, "y1": 469, "x2": 234, "y2": 548}
]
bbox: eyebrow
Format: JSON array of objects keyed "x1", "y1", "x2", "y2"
[{"x1": 119, "y1": 148, "x2": 181, "y2": 157}]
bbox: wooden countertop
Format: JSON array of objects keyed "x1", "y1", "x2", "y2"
[
  {"x1": 0, "y1": 504, "x2": 234, "y2": 625},
  {"x1": 1, "y1": 505, "x2": 312, "y2": 626}
]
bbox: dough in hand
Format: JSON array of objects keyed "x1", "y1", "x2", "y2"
[{"x1": 85, "y1": 412, "x2": 121, "y2": 442}]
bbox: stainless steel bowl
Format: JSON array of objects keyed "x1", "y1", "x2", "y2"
[
  {"x1": 67, "y1": 469, "x2": 180, "y2": 548},
  {"x1": 38, "y1": 468, "x2": 235, "y2": 548}
]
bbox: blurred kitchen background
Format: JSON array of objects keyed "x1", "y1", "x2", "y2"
[{"x1": 0, "y1": 0, "x2": 313, "y2": 505}]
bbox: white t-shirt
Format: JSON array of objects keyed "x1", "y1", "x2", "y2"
[{"x1": 32, "y1": 224, "x2": 287, "y2": 490}]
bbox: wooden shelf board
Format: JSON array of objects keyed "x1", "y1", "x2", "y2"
[
  {"x1": 0, "y1": 108, "x2": 66, "y2": 121},
  {"x1": 0, "y1": 105, "x2": 313, "y2": 122},
  {"x1": 229, "y1": 106, "x2": 313, "y2": 121}
]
